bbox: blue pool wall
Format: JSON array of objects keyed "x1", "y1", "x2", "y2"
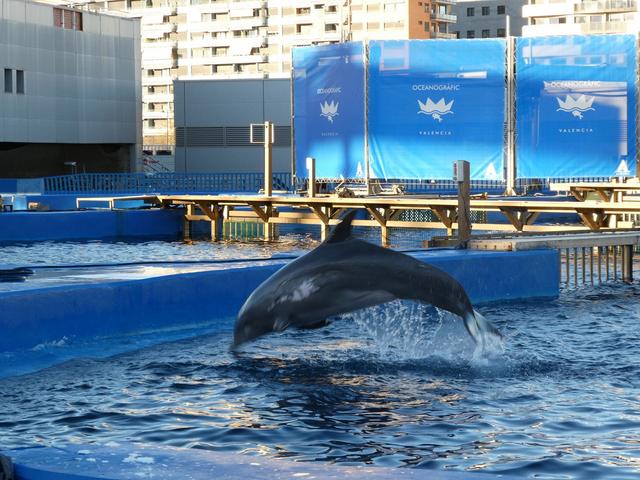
[
  {"x1": 0, "y1": 249, "x2": 559, "y2": 355},
  {"x1": 0, "y1": 209, "x2": 183, "y2": 242}
]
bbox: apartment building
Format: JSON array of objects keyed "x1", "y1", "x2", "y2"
[
  {"x1": 453, "y1": 0, "x2": 526, "y2": 38},
  {"x1": 522, "y1": 0, "x2": 640, "y2": 36},
  {"x1": 49, "y1": 0, "x2": 457, "y2": 147}
]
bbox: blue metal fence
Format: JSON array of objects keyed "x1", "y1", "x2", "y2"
[{"x1": 43, "y1": 173, "x2": 293, "y2": 195}]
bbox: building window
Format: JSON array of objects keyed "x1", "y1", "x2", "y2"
[
  {"x1": 467, "y1": 7, "x2": 474, "y2": 16},
  {"x1": 497, "y1": 5, "x2": 505, "y2": 15},
  {"x1": 454, "y1": 31, "x2": 460, "y2": 39},
  {"x1": 53, "y1": 7, "x2": 82, "y2": 30},
  {"x1": 325, "y1": 23, "x2": 337, "y2": 32},
  {"x1": 16, "y1": 70, "x2": 24, "y2": 94},
  {"x1": 4, "y1": 69, "x2": 12, "y2": 93},
  {"x1": 482, "y1": 6, "x2": 490, "y2": 15},
  {"x1": 482, "y1": 29, "x2": 490, "y2": 38},
  {"x1": 497, "y1": 28, "x2": 506, "y2": 37},
  {"x1": 467, "y1": 30, "x2": 475, "y2": 38}
]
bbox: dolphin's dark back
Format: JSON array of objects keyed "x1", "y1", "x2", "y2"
[{"x1": 233, "y1": 211, "x2": 500, "y2": 348}]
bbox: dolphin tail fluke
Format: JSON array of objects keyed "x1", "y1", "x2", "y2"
[{"x1": 463, "y1": 309, "x2": 502, "y2": 346}]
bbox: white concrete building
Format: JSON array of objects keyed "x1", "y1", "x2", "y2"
[
  {"x1": 453, "y1": 0, "x2": 527, "y2": 37},
  {"x1": 50, "y1": 0, "x2": 457, "y2": 148},
  {"x1": 0, "y1": 0, "x2": 141, "y2": 177},
  {"x1": 522, "y1": 0, "x2": 640, "y2": 36}
]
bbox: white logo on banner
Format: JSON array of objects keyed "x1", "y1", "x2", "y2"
[
  {"x1": 483, "y1": 162, "x2": 499, "y2": 180},
  {"x1": 320, "y1": 100, "x2": 339, "y2": 123},
  {"x1": 556, "y1": 95, "x2": 595, "y2": 120},
  {"x1": 615, "y1": 159, "x2": 630, "y2": 177},
  {"x1": 417, "y1": 98, "x2": 454, "y2": 122}
]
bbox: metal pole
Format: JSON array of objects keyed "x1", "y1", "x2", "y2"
[
  {"x1": 264, "y1": 121, "x2": 273, "y2": 197},
  {"x1": 307, "y1": 157, "x2": 316, "y2": 197},
  {"x1": 363, "y1": 41, "x2": 371, "y2": 195},
  {"x1": 290, "y1": 58, "x2": 296, "y2": 189},
  {"x1": 505, "y1": 32, "x2": 516, "y2": 195}
]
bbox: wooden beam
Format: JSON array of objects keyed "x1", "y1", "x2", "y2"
[
  {"x1": 576, "y1": 209, "x2": 607, "y2": 230},
  {"x1": 309, "y1": 205, "x2": 330, "y2": 224},
  {"x1": 248, "y1": 203, "x2": 270, "y2": 223},
  {"x1": 431, "y1": 206, "x2": 454, "y2": 229}
]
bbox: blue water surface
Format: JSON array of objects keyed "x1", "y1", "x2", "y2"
[{"x1": 1, "y1": 283, "x2": 639, "y2": 479}]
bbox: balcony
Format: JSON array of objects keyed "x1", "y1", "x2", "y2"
[
  {"x1": 431, "y1": 31, "x2": 457, "y2": 39},
  {"x1": 431, "y1": 12, "x2": 457, "y2": 22},
  {"x1": 178, "y1": 36, "x2": 266, "y2": 49},
  {"x1": 435, "y1": 0, "x2": 457, "y2": 5},
  {"x1": 522, "y1": 22, "x2": 584, "y2": 36},
  {"x1": 142, "y1": 76, "x2": 174, "y2": 87},
  {"x1": 177, "y1": 3, "x2": 229, "y2": 15},
  {"x1": 143, "y1": 110, "x2": 173, "y2": 120},
  {"x1": 142, "y1": 22, "x2": 176, "y2": 36},
  {"x1": 580, "y1": 19, "x2": 639, "y2": 33},
  {"x1": 522, "y1": 2, "x2": 574, "y2": 18},
  {"x1": 143, "y1": 92, "x2": 174, "y2": 103},
  {"x1": 575, "y1": 0, "x2": 637, "y2": 13},
  {"x1": 178, "y1": 54, "x2": 267, "y2": 66}
]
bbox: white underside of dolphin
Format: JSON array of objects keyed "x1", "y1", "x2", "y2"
[{"x1": 233, "y1": 211, "x2": 502, "y2": 349}]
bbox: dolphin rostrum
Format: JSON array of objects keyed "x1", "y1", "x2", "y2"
[{"x1": 233, "y1": 211, "x2": 501, "y2": 348}]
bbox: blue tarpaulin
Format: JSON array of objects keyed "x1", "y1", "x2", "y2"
[
  {"x1": 293, "y1": 42, "x2": 365, "y2": 180},
  {"x1": 367, "y1": 39, "x2": 506, "y2": 180},
  {"x1": 516, "y1": 35, "x2": 637, "y2": 178}
]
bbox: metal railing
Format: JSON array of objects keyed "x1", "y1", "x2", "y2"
[{"x1": 43, "y1": 172, "x2": 292, "y2": 194}]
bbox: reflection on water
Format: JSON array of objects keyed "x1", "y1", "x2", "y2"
[{"x1": 1, "y1": 285, "x2": 640, "y2": 479}]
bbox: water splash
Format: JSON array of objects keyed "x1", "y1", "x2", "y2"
[{"x1": 345, "y1": 300, "x2": 504, "y2": 366}]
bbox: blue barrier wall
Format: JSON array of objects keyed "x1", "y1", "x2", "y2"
[
  {"x1": 0, "y1": 249, "x2": 559, "y2": 362},
  {"x1": 368, "y1": 39, "x2": 506, "y2": 180},
  {"x1": 516, "y1": 34, "x2": 637, "y2": 178},
  {"x1": 8, "y1": 443, "x2": 507, "y2": 480},
  {"x1": 293, "y1": 42, "x2": 366, "y2": 180},
  {"x1": 0, "y1": 210, "x2": 183, "y2": 242}
]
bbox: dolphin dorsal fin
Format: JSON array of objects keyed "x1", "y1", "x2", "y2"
[{"x1": 325, "y1": 210, "x2": 356, "y2": 243}]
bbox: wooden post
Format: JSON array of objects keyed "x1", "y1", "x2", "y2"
[
  {"x1": 307, "y1": 157, "x2": 316, "y2": 197},
  {"x1": 211, "y1": 205, "x2": 220, "y2": 241},
  {"x1": 622, "y1": 244, "x2": 634, "y2": 284},
  {"x1": 264, "y1": 121, "x2": 273, "y2": 197},
  {"x1": 454, "y1": 160, "x2": 472, "y2": 248},
  {"x1": 183, "y1": 204, "x2": 193, "y2": 241}
]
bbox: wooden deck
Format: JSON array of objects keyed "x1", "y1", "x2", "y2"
[
  {"x1": 77, "y1": 193, "x2": 640, "y2": 245},
  {"x1": 549, "y1": 181, "x2": 640, "y2": 202}
]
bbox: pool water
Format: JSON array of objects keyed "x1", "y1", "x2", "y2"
[{"x1": 1, "y1": 283, "x2": 639, "y2": 479}]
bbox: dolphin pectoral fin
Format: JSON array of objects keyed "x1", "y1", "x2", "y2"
[
  {"x1": 296, "y1": 318, "x2": 331, "y2": 330},
  {"x1": 273, "y1": 316, "x2": 291, "y2": 332}
]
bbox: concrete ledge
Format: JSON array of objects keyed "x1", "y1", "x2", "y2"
[
  {"x1": 0, "y1": 209, "x2": 183, "y2": 242},
  {"x1": 0, "y1": 249, "x2": 559, "y2": 359},
  {"x1": 8, "y1": 444, "x2": 511, "y2": 480}
]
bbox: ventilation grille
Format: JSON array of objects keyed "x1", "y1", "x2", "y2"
[
  {"x1": 225, "y1": 126, "x2": 252, "y2": 147},
  {"x1": 175, "y1": 126, "x2": 292, "y2": 147}
]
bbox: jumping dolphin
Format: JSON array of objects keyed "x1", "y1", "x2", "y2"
[{"x1": 233, "y1": 211, "x2": 501, "y2": 348}]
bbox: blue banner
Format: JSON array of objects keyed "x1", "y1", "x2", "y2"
[
  {"x1": 293, "y1": 42, "x2": 365, "y2": 180},
  {"x1": 367, "y1": 39, "x2": 506, "y2": 180},
  {"x1": 516, "y1": 35, "x2": 637, "y2": 178}
]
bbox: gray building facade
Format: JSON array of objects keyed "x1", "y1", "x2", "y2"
[
  {"x1": 174, "y1": 78, "x2": 291, "y2": 174},
  {"x1": 0, "y1": 0, "x2": 141, "y2": 177},
  {"x1": 453, "y1": 0, "x2": 526, "y2": 38}
]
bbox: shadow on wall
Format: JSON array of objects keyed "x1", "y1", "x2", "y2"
[{"x1": 0, "y1": 143, "x2": 133, "y2": 178}]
